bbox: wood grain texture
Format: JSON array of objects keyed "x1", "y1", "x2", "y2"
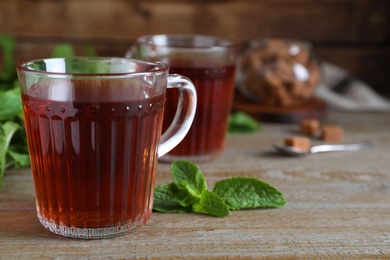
[
  {"x1": 1, "y1": 111, "x2": 390, "y2": 259},
  {"x1": 1, "y1": 0, "x2": 389, "y2": 42}
]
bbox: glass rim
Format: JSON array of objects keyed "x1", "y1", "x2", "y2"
[
  {"x1": 136, "y1": 34, "x2": 239, "y2": 50},
  {"x1": 16, "y1": 57, "x2": 169, "y2": 77}
]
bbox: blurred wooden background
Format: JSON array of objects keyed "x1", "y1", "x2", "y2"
[{"x1": 1, "y1": 0, "x2": 389, "y2": 97}]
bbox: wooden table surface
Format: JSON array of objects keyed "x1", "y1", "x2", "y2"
[{"x1": 1, "y1": 111, "x2": 390, "y2": 259}]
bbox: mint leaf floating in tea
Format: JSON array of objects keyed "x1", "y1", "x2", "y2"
[
  {"x1": 192, "y1": 190, "x2": 230, "y2": 218},
  {"x1": 213, "y1": 177, "x2": 287, "y2": 210},
  {"x1": 228, "y1": 112, "x2": 260, "y2": 134},
  {"x1": 153, "y1": 161, "x2": 287, "y2": 217}
]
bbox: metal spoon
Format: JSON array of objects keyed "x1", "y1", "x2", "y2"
[{"x1": 273, "y1": 141, "x2": 372, "y2": 156}]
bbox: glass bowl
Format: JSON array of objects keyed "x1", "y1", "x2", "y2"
[{"x1": 236, "y1": 38, "x2": 321, "y2": 107}]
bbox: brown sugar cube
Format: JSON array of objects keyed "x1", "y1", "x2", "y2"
[
  {"x1": 321, "y1": 125, "x2": 344, "y2": 143},
  {"x1": 300, "y1": 119, "x2": 320, "y2": 136},
  {"x1": 284, "y1": 136, "x2": 311, "y2": 152}
]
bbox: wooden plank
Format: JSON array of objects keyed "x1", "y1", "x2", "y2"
[{"x1": 0, "y1": 0, "x2": 388, "y2": 43}]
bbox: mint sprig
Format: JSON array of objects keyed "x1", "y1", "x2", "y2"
[
  {"x1": 154, "y1": 161, "x2": 229, "y2": 217},
  {"x1": 0, "y1": 34, "x2": 30, "y2": 189},
  {"x1": 153, "y1": 161, "x2": 287, "y2": 217}
]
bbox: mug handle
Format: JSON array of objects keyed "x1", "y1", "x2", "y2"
[{"x1": 158, "y1": 74, "x2": 197, "y2": 158}]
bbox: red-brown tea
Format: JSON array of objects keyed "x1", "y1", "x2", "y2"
[
  {"x1": 22, "y1": 81, "x2": 165, "y2": 228},
  {"x1": 163, "y1": 60, "x2": 236, "y2": 159}
]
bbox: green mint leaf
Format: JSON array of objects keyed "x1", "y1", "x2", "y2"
[
  {"x1": 171, "y1": 160, "x2": 208, "y2": 196},
  {"x1": 7, "y1": 145, "x2": 30, "y2": 168},
  {"x1": 192, "y1": 190, "x2": 230, "y2": 218},
  {"x1": 0, "y1": 87, "x2": 22, "y2": 121},
  {"x1": 0, "y1": 34, "x2": 16, "y2": 83},
  {"x1": 173, "y1": 180, "x2": 201, "y2": 207},
  {"x1": 84, "y1": 44, "x2": 97, "y2": 57},
  {"x1": 213, "y1": 177, "x2": 287, "y2": 210},
  {"x1": 0, "y1": 121, "x2": 20, "y2": 188},
  {"x1": 153, "y1": 183, "x2": 191, "y2": 213},
  {"x1": 50, "y1": 44, "x2": 75, "y2": 58},
  {"x1": 228, "y1": 112, "x2": 260, "y2": 134}
]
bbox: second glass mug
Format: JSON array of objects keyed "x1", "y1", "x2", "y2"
[
  {"x1": 127, "y1": 34, "x2": 239, "y2": 163},
  {"x1": 16, "y1": 57, "x2": 196, "y2": 239}
]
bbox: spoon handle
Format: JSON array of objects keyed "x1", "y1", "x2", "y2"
[{"x1": 310, "y1": 141, "x2": 372, "y2": 154}]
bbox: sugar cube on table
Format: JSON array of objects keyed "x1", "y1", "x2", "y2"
[
  {"x1": 300, "y1": 119, "x2": 320, "y2": 137},
  {"x1": 284, "y1": 136, "x2": 311, "y2": 152},
  {"x1": 321, "y1": 125, "x2": 344, "y2": 142}
]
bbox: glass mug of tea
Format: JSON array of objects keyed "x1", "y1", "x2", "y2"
[
  {"x1": 127, "y1": 34, "x2": 239, "y2": 162},
  {"x1": 16, "y1": 57, "x2": 196, "y2": 239}
]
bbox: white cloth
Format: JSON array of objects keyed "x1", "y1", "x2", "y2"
[{"x1": 315, "y1": 62, "x2": 390, "y2": 112}]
